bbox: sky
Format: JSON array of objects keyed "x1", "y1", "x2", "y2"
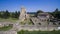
[{"x1": 0, "y1": 0, "x2": 60, "y2": 12}]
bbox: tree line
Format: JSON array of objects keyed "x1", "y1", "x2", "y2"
[
  {"x1": 0, "y1": 8, "x2": 60, "y2": 19},
  {"x1": 0, "y1": 10, "x2": 20, "y2": 19},
  {"x1": 36, "y1": 8, "x2": 60, "y2": 19}
]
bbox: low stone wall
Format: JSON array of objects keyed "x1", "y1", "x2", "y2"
[
  {"x1": 0, "y1": 31, "x2": 17, "y2": 34},
  {"x1": 16, "y1": 25, "x2": 58, "y2": 31}
]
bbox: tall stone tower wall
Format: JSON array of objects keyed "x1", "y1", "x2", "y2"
[{"x1": 19, "y1": 7, "x2": 26, "y2": 22}]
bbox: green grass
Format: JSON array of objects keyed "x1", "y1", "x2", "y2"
[
  {"x1": 0, "y1": 24, "x2": 13, "y2": 31},
  {"x1": 17, "y1": 30, "x2": 60, "y2": 34},
  {"x1": 0, "y1": 18, "x2": 18, "y2": 22}
]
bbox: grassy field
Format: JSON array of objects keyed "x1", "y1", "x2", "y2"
[
  {"x1": 17, "y1": 30, "x2": 60, "y2": 34},
  {"x1": 0, "y1": 18, "x2": 18, "y2": 22},
  {"x1": 0, "y1": 24, "x2": 13, "y2": 31}
]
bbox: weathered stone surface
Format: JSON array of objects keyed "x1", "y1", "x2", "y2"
[
  {"x1": 0, "y1": 7, "x2": 60, "y2": 34},
  {"x1": 0, "y1": 31, "x2": 17, "y2": 34},
  {"x1": 19, "y1": 7, "x2": 26, "y2": 22}
]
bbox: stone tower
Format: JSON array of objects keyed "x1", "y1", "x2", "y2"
[{"x1": 19, "y1": 7, "x2": 26, "y2": 22}]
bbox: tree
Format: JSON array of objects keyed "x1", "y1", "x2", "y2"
[
  {"x1": 0, "y1": 12, "x2": 1, "y2": 18},
  {"x1": 11, "y1": 11, "x2": 20, "y2": 19},
  {"x1": 54, "y1": 8, "x2": 58, "y2": 12},
  {"x1": 14, "y1": 11, "x2": 18, "y2": 18},
  {"x1": 2, "y1": 10, "x2": 10, "y2": 19},
  {"x1": 37, "y1": 10, "x2": 44, "y2": 14},
  {"x1": 11, "y1": 12, "x2": 15, "y2": 18},
  {"x1": 5, "y1": 10, "x2": 10, "y2": 18},
  {"x1": 0, "y1": 10, "x2": 20, "y2": 19},
  {"x1": 14, "y1": 11, "x2": 20, "y2": 19},
  {"x1": 35, "y1": 10, "x2": 44, "y2": 17},
  {"x1": 51, "y1": 8, "x2": 60, "y2": 19},
  {"x1": 17, "y1": 11, "x2": 20, "y2": 18}
]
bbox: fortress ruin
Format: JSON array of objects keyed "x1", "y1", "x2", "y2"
[{"x1": 18, "y1": 7, "x2": 60, "y2": 31}]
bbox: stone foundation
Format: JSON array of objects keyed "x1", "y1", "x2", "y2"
[{"x1": 16, "y1": 25, "x2": 58, "y2": 31}]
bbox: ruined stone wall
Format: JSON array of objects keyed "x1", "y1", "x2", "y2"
[
  {"x1": 19, "y1": 7, "x2": 26, "y2": 22},
  {"x1": 16, "y1": 25, "x2": 58, "y2": 31},
  {"x1": 0, "y1": 31, "x2": 17, "y2": 34}
]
